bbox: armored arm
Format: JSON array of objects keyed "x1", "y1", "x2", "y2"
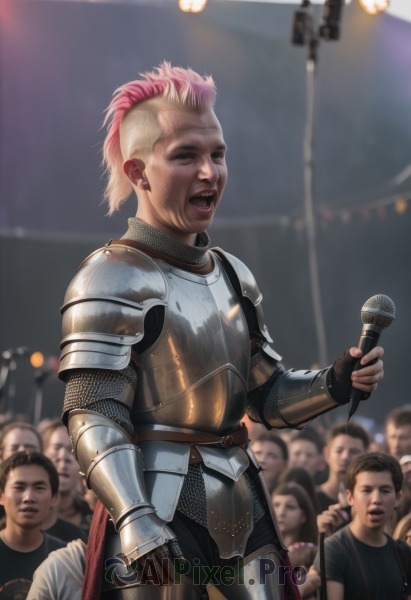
[
  {"x1": 59, "y1": 244, "x2": 174, "y2": 560},
  {"x1": 213, "y1": 249, "x2": 345, "y2": 430},
  {"x1": 68, "y1": 408, "x2": 174, "y2": 559}
]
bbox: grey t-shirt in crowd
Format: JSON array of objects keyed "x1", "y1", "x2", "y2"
[{"x1": 313, "y1": 525, "x2": 408, "y2": 600}]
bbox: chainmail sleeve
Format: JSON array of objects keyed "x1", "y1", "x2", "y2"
[{"x1": 62, "y1": 365, "x2": 137, "y2": 436}]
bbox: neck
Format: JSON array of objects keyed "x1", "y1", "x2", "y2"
[
  {"x1": 1, "y1": 520, "x2": 43, "y2": 553},
  {"x1": 41, "y1": 502, "x2": 58, "y2": 531},
  {"x1": 321, "y1": 473, "x2": 341, "y2": 500},
  {"x1": 58, "y1": 490, "x2": 75, "y2": 516},
  {"x1": 135, "y1": 209, "x2": 197, "y2": 246},
  {"x1": 349, "y1": 517, "x2": 387, "y2": 547}
]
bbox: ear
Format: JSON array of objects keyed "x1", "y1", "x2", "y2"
[
  {"x1": 123, "y1": 158, "x2": 149, "y2": 190},
  {"x1": 394, "y1": 490, "x2": 402, "y2": 508},
  {"x1": 346, "y1": 488, "x2": 354, "y2": 507}
]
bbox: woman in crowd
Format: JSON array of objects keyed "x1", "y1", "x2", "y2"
[
  {"x1": 42, "y1": 419, "x2": 92, "y2": 535},
  {"x1": 277, "y1": 466, "x2": 320, "y2": 514},
  {"x1": 272, "y1": 482, "x2": 320, "y2": 599},
  {"x1": 393, "y1": 514, "x2": 411, "y2": 547}
]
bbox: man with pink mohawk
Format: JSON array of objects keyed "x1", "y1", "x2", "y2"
[{"x1": 59, "y1": 62, "x2": 384, "y2": 599}]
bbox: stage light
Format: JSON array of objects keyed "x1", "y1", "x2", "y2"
[
  {"x1": 178, "y1": 0, "x2": 208, "y2": 13},
  {"x1": 30, "y1": 351, "x2": 44, "y2": 368},
  {"x1": 359, "y1": 0, "x2": 389, "y2": 16}
]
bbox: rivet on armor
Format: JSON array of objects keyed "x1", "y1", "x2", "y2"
[{"x1": 105, "y1": 250, "x2": 111, "y2": 255}]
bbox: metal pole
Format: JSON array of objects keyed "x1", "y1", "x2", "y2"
[
  {"x1": 303, "y1": 54, "x2": 328, "y2": 367},
  {"x1": 33, "y1": 383, "x2": 43, "y2": 426}
]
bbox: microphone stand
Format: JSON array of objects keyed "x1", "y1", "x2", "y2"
[{"x1": 291, "y1": 0, "x2": 344, "y2": 369}]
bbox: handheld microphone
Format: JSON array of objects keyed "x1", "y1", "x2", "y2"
[{"x1": 348, "y1": 295, "x2": 395, "y2": 420}]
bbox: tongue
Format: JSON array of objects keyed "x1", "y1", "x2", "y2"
[{"x1": 190, "y1": 196, "x2": 209, "y2": 208}]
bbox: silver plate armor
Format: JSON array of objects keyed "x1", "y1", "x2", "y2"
[
  {"x1": 60, "y1": 241, "x2": 342, "y2": 563},
  {"x1": 263, "y1": 367, "x2": 339, "y2": 428},
  {"x1": 68, "y1": 410, "x2": 175, "y2": 559},
  {"x1": 59, "y1": 246, "x2": 169, "y2": 375}
]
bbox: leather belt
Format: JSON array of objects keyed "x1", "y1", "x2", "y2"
[{"x1": 132, "y1": 424, "x2": 248, "y2": 449}]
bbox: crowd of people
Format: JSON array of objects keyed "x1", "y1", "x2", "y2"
[
  {"x1": 1, "y1": 407, "x2": 411, "y2": 599},
  {"x1": 245, "y1": 406, "x2": 411, "y2": 598}
]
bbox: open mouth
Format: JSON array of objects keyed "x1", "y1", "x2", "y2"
[
  {"x1": 20, "y1": 507, "x2": 38, "y2": 514},
  {"x1": 189, "y1": 192, "x2": 216, "y2": 213},
  {"x1": 368, "y1": 509, "x2": 384, "y2": 517}
]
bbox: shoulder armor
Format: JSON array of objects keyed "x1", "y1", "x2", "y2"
[
  {"x1": 211, "y1": 247, "x2": 273, "y2": 343},
  {"x1": 59, "y1": 244, "x2": 169, "y2": 379}
]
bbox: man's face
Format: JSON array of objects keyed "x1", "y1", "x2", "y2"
[
  {"x1": 347, "y1": 470, "x2": 400, "y2": 530},
  {"x1": 251, "y1": 441, "x2": 287, "y2": 489},
  {"x1": 125, "y1": 103, "x2": 227, "y2": 239},
  {"x1": 386, "y1": 422, "x2": 411, "y2": 460},
  {"x1": 289, "y1": 440, "x2": 322, "y2": 477},
  {"x1": 1, "y1": 428, "x2": 41, "y2": 461},
  {"x1": 0, "y1": 465, "x2": 57, "y2": 529},
  {"x1": 45, "y1": 427, "x2": 79, "y2": 494},
  {"x1": 326, "y1": 434, "x2": 366, "y2": 481}
]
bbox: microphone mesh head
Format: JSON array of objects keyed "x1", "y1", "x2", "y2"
[{"x1": 361, "y1": 295, "x2": 395, "y2": 330}]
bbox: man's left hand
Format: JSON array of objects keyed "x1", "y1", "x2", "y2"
[{"x1": 349, "y1": 346, "x2": 384, "y2": 393}]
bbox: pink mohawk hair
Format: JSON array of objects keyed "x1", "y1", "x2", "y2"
[{"x1": 102, "y1": 61, "x2": 217, "y2": 215}]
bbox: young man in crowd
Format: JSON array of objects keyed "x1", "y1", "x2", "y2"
[
  {"x1": 0, "y1": 451, "x2": 66, "y2": 598},
  {"x1": 312, "y1": 452, "x2": 411, "y2": 600},
  {"x1": 386, "y1": 407, "x2": 411, "y2": 461},
  {"x1": 317, "y1": 421, "x2": 369, "y2": 513},
  {"x1": 288, "y1": 429, "x2": 325, "y2": 480},
  {"x1": 250, "y1": 432, "x2": 288, "y2": 492}
]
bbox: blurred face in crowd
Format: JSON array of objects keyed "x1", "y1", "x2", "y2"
[
  {"x1": 386, "y1": 422, "x2": 411, "y2": 460},
  {"x1": 405, "y1": 529, "x2": 411, "y2": 547},
  {"x1": 347, "y1": 470, "x2": 400, "y2": 531},
  {"x1": 289, "y1": 440, "x2": 323, "y2": 477},
  {"x1": 0, "y1": 465, "x2": 57, "y2": 529},
  {"x1": 45, "y1": 427, "x2": 79, "y2": 494},
  {"x1": 326, "y1": 434, "x2": 366, "y2": 482},
  {"x1": 1, "y1": 428, "x2": 41, "y2": 461},
  {"x1": 401, "y1": 460, "x2": 411, "y2": 490},
  {"x1": 272, "y1": 494, "x2": 306, "y2": 538},
  {"x1": 252, "y1": 441, "x2": 287, "y2": 489}
]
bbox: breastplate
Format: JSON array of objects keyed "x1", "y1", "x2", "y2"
[{"x1": 131, "y1": 253, "x2": 251, "y2": 435}]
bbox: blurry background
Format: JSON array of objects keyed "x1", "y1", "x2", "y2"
[{"x1": 0, "y1": 0, "x2": 410, "y2": 424}]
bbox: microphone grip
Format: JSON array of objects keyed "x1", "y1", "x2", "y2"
[{"x1": 349, "y1": 328, "x2": 380, "y2": 417}]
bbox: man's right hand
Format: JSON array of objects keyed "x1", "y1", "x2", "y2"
[{"x1": 316, "y1": 503, "x2": 349, "y2": 537}]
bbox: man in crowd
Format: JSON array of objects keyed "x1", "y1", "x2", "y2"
[
  {"x1": 0, "y1": 451, "x2": 66, "y2": 598},
  {"x1": 386, "y1": 407, "x2": 411, "y2": 461},
  {"x1": 394, "y1": 454, "x2": 411, "y2": 527},
  {"x1": 317, "y1": 421, "x2": 369, "y2": 513},
  {"x1": 0, "y1": 422, "x2": 43, "y2": 461},
  {"x1": 250, "y1": 433, "x2": 288, "y2": 492},
  {"x1": 288, "y1": 429, "x2": 325, "y2": 480},
  {"x1": 312, "y1": 453, "x2": 411, "y2": 600}
]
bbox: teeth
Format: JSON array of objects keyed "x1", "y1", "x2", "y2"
[{"x1": 194, "y1": 192, "x2": 214, "y2": 197}]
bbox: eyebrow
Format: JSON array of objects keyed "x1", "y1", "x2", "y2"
[
  {"x1": 170, "y1": 143, "x2": 227, "y2": 152},
  {"x1": 12, "y1": 480, "x2": 48, "y2": 485}
]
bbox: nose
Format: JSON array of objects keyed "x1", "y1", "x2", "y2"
[
  {"x1": 370, "y1": 490, "x2": 383, "y2": 504},
  {"x1": 198, "y1": 158, "x2": 219, "y2": 183},
  {"x1": 23, "y1": 487, "x2": 36, "y2": 502}
]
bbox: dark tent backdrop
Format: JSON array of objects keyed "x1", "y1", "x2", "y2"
[{"x1": 0, "y1": 0, "x2": 410, "y2": 424}]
